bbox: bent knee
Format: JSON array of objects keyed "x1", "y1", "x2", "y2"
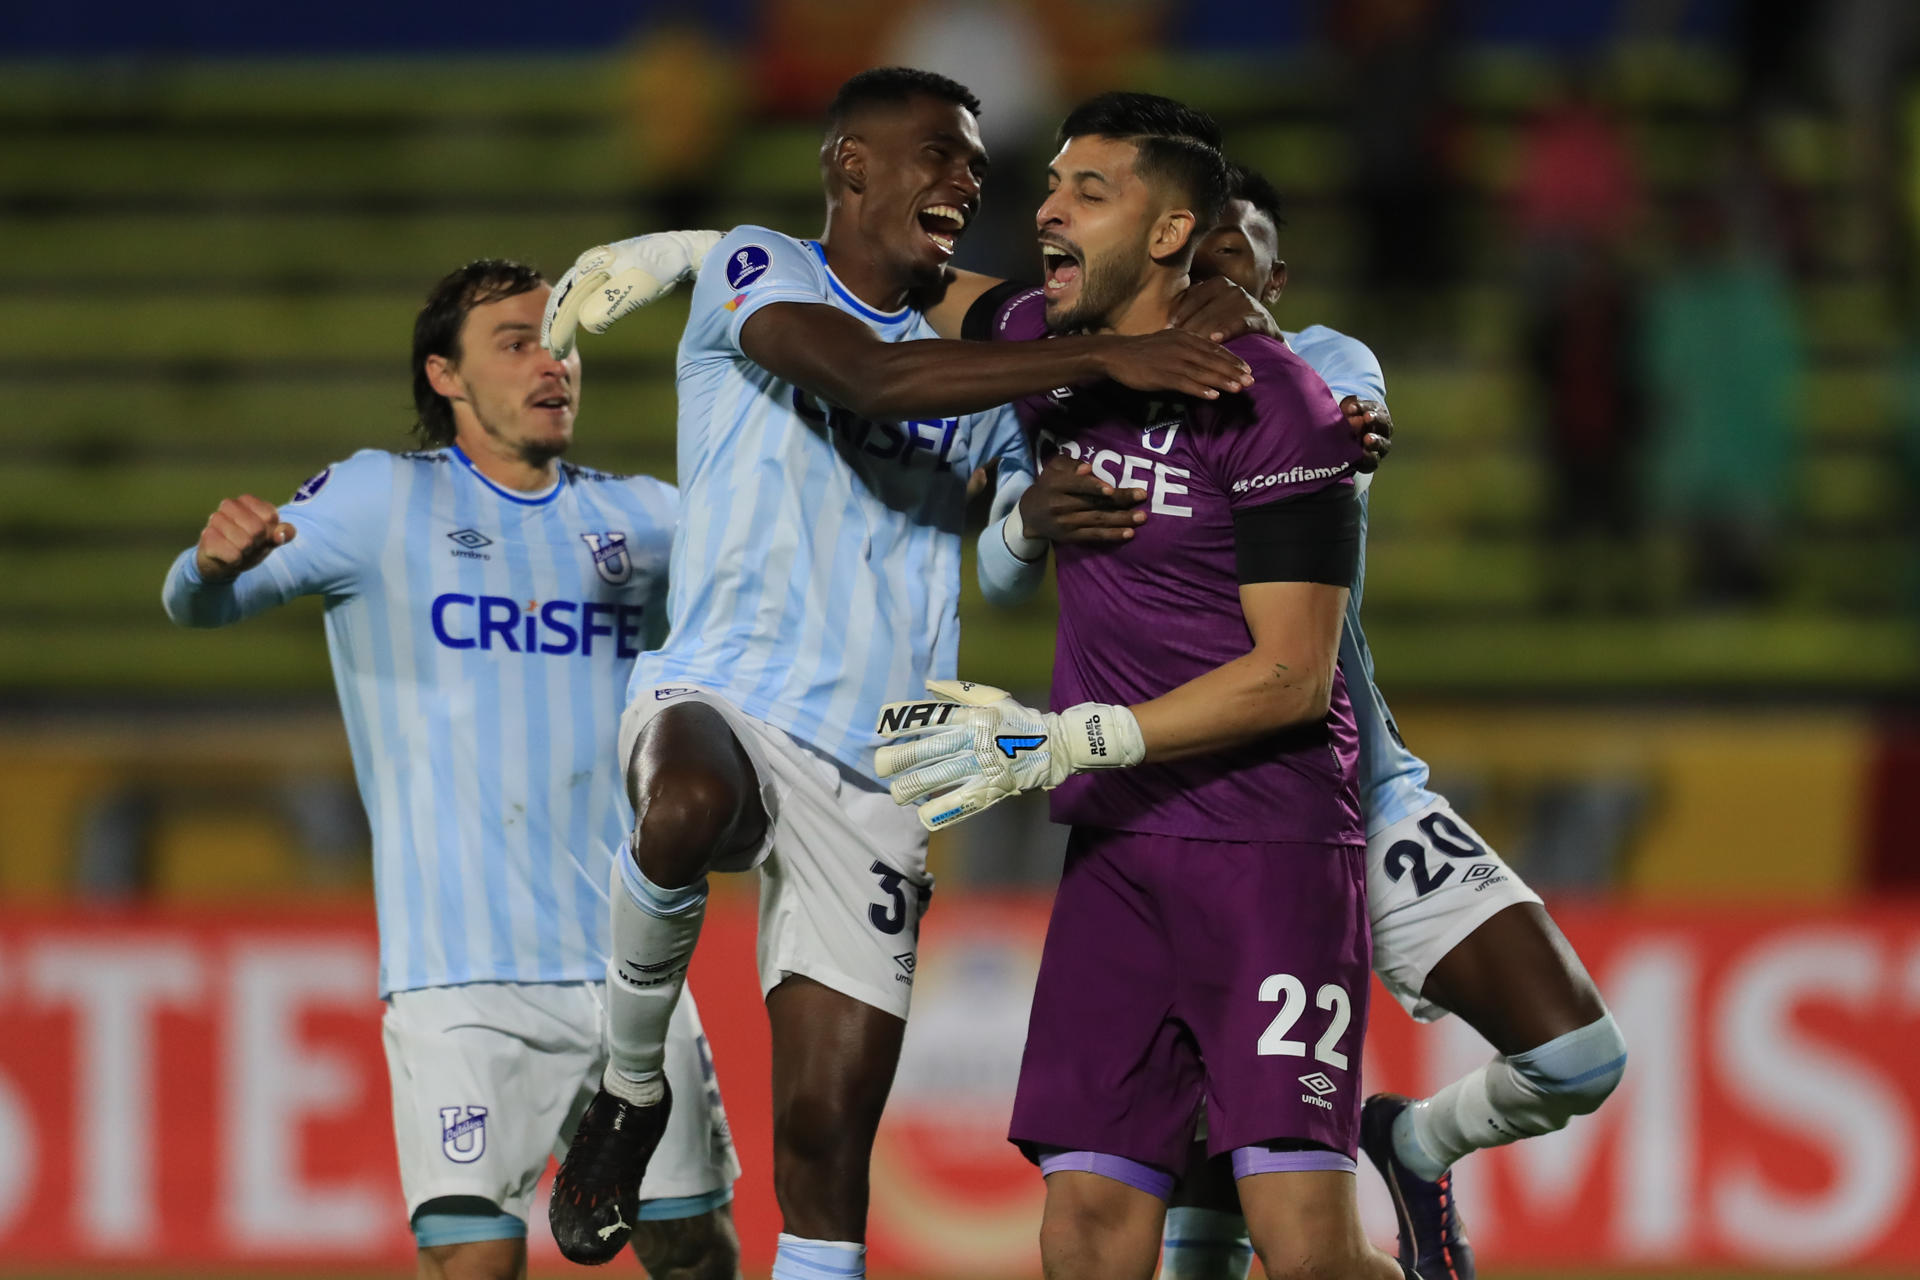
[
  {"x1": 632, "y1": 766, "x2": 753, "y2": 885},
  {"x1": 1518, "y1": 1011, "x2": 1628, "y2": 1117}
]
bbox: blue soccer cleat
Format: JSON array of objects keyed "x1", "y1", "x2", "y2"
[{"x1": 1362, "y1": 1093, "x2": 1476, "y2": 1280}]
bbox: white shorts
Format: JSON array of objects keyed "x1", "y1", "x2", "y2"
[
  {"x1": 382, "y1": 980, "x2": 739, "y2": 1229},
  {"x1": 620, "y1": 685, "x2": 932, "y2": 1021},
  {"x1": 1368, "y1": 798, "x2": 1544, "y2": 1021}
]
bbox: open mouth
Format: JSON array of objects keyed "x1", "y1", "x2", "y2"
[
  {"x1": 530, "y1": 392, "x2": 571, "y2": 413},
  {"x1": 1041, "y1": 240, "x2": 1082, "y2": 295},
  {"x1": 917, "y1": 203, "x2": 969, "y2": 257}
]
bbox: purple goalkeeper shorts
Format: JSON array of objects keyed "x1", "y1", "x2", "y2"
[{"x1": 1009, "y1": 826, "x2": 1370, "y2": 1175}]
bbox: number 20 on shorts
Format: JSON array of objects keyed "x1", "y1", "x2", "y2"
[{"x1": 1256, "y1": 974, "x2": 1351, "y2": 1069}]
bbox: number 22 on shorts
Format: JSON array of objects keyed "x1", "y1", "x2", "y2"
[{"x1": 1256, "y1": 973, "x2": 1352, "y2": 1069}]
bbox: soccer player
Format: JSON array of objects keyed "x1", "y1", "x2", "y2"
[
  {"x1": 162, "y1": 260, "x2": 741, "y2": 1280},
  {"x1": 1156, "y1": 164, "x2": 1626, "y2": 1280},
  {"x1": 974, "y1": 160, "x2": 1629, "y2": 1280},
  {"x1": 538, "y1": 68, "x2": 1264, "y2": 1277},
  {"x1": 876, "y1": 94, "x2": 1409, "y2": 1280}
]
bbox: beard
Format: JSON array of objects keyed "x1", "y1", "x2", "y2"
[{"x1": 1045, "y1": 246, "x2": 1149, "y2": 334}]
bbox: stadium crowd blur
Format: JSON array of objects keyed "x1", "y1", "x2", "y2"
[{"x1": 4, "y1": 0, "x2": 1919, "y2": 900}]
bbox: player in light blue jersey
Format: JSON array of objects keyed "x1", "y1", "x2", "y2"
[
  {"x1": 162, "y1": 261, "x2": 740, "y2": 1280},
  {"x1": 538, "y1": 68, "x2": 1273, "y2": 1276},
  {"x1": 961, "y1": 158, "x2": 1628, "y2": 1280}
]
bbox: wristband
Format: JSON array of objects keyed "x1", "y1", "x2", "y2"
[
  {"x1": 1002, "y1": 505, "x2": 1048, "y2": 563},
  {"x1": 1053, "y1": 702, "x2": 1145, "y2": 776}
]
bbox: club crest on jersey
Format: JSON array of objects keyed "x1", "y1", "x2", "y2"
[
  {"x1": 1141, "y1": 407, "x2": 1182, "y2": 455},
  {"x1": 288, "y1": 467, "x2": 332, "y2": 504},
  {"x1": 995, "y1": 734, "x2": 1046, "y2": 759},
  {"x1": 724, "y1": 245, "x2": 771, "y2": 290},
  {"x1": 580, "y1": 532, "x2": 633, "y2": 585},
  {"x1": 438, "y1": 1105, "x2": 487, "y2": 1163}
]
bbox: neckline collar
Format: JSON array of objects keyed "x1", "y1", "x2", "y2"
[
  {"x1": 448, "y1": 445, "x2": 563, "y2": 506},
  {"x1": 805, "y1": 240, "x2": 914, "y2": 326}
]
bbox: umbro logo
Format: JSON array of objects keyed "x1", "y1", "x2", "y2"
[
  {"x1": 447, "y1": 528, "x2": 493, "y2": 549},
  {"x1": 894, "y1": 952, "x2": 916, "y2": 977},
  {"x1": 1300, "y1": 1072, "x2": 1337, "y2": 1096}
]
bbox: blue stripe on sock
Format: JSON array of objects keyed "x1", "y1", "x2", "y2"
[
  {"x1": 616, "y1": 840, "x2": 708, "y2": 916},
  {"x1": 1507, "y1": 1013, "x2": 1629, "y2": 1091}
]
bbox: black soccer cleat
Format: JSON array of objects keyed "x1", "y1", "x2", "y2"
[
  {"x1": 1361, "y1": 1092, "x2": 1476, "y2": 1280},
  {"x1": 548, "y1": 1080, "x2": 673, "y2": 1265}
]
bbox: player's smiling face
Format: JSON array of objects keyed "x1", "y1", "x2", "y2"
[
  {"x1": 1036, "y1": 134, "x2": 1161, "y2": 332},
  {"x1": 1192, "y1": 198, "x2": 1287, "y2": 305},
  {"x1": 445, "y1": 286, "x2": 581, "y2": 463},
  {"x1": 844, "y1": 94, "x2": 986, "y2": 290}
]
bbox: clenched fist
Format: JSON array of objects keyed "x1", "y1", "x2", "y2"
[{"x1": 194, "y1": 495, "x2": 295, "y2": 583}]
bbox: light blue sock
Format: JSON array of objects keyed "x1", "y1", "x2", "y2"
[
  {"x1": 1396, "y1": 1011, "x2": 1628, "y2": 1179},
  {"x1": 771, "y1": 1232, "x2": 865, "y2": 1280},
  {"x1": 1158, "y1": 1206, "x2": 1253, "y2": 1280}
]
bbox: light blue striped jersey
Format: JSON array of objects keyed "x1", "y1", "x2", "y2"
[
  {"x1": 637, "y1": 225, "x2": 1032, "y2": 780},
  {"x1": 1285, "y1": 325, "x2": 1441, "y2": 836},
  {"x1": 162, "y1": 445, "x2": 675, "y2": 994}
]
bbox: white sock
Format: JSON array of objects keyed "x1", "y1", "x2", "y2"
[
  {"x1": 771, "y1": 1233, "x2": 865, "y2": 1280},
  {"x1": 1396, "y1": 1015, "x2": 1629, "y2": 1181},
  {"x1": 604, "y1": 845, "x2": 705, "y2": 1106}
]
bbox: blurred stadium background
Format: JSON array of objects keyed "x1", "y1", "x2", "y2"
[{"x1": 4, "y1": 0, "x2": 1920, "y2": 1275}]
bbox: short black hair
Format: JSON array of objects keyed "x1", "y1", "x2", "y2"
[
  {"x1": 1226, "y1": 161, "x2": 1287, "y2": 232},
  {"x1": 411, "y1": 259, "x2": 545, "y2": 448},
  {"x1": 1057, "y1": 91, "x2": 1223, "y2": 150},
  {"x1": 826, "y1": 67, "x2": 981, "y2": 136},
  {"x1": 1057, "y1": 92, "x2": 1230, "y2": 239}
]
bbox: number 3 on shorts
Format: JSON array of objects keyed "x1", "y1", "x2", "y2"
[
  {"x1": 1256, "y1": 973, "x2": 1352, "y2": 1070},
  {"x1": 868, "y1": 861, "x2": 908, "y2": 935}
]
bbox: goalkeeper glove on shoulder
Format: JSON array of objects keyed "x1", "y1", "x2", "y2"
[{"x1": 542, "y1": 228, "x2": 724, "y2": 358}]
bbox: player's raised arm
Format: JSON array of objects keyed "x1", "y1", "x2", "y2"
[
  {"x1": 741, "y1": 300, "x2": 1252, "y2": 421},
  {"x1": 542, "y1": 230, "x2": 724, "y2": 358},
  {"x1": 196, "y1": 494, "x2": 295, "y2": 581},
  {"x1": 162, "y1": 453, "x2": 387, "y2": 628}
]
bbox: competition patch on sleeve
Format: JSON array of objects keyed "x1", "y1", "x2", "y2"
[
  {"x1": 723, "y1": 245, "x2": 772, "y2": 290},
  {"x1": 289, "y1": 466, "x2": 332, "y2": 504}
]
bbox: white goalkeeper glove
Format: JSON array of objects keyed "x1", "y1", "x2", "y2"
[
  {"x1": 541, "y1": 229, "x2": 724, "y2": 358},
  {"x1": 874, "y1": 679, "x2": 1144, "y2": 831}
]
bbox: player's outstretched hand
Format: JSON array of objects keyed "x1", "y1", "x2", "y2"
[
  {"x1": 1101, "y1": 330, "x2": 1253, "y2": 400},
  {"x1": 1167, "y1": 275, "x2": 1279, "y2": 343},
  {"x1": 1020, "y1": 453, "x2": 1146, "y2": 544},
  {"x1": 1343, "y1": 395, "x2": 1392, "y2": 473},
  {"x1": 875, "y1": 679, "x2": 1142, "y2": 830},
  {"x1": 195, "y1": 495, "x2": 294, "y2": 583},
  {"x1": 541, "y1": 229, "x2": 724, "y2": 358}
]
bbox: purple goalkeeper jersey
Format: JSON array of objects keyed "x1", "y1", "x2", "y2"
[{"x1": 988, "y1": 287, "x2": 1365, "y2": 844}]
